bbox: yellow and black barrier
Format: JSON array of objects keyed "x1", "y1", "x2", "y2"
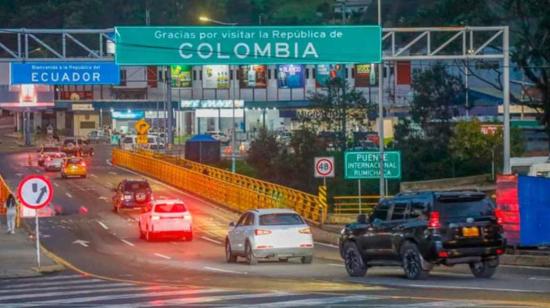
[{"x1": 112, "y1": 149, "x2": 328, "y2": 225}]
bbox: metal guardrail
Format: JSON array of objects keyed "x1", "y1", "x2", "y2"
[
  {"x1": 333, "y1": 195, "x2": 384, "y2": 214},
  {"x1": 112, "y1": 149, "x2": 327, "y2": 225}
]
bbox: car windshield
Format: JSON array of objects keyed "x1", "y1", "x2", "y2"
[
  {"x1": 64, "y1": 140, "x2": 76, "y2": 145},
  {"x1": 67, "y1": 158, "x2": 82, "y2": 164},
  {"x1": 259, "y1": 213, "x2": 304, "y2": 226},
  {"x1": 435, "y1": 197, "x2": 495, "y2": 220},
  {"x1": 154, "y1": 203, "x2": 186, "y2": 213},
  {"x1": 124, "y1": 181, "x2": 149, "y2": 191},
  {"x1": 122, "y1": 137, "x2": 133, "y2": 144}
]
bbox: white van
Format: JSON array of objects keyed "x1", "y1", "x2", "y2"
[{"x1": 120, "y1": 135, "x2": 137, "y2": 151}]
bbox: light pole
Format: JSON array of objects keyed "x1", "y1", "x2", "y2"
[
  {"x1": 199, "y1": 16, "x2": 238, "y2": 173},
  {"x1": 377, "y1": 0, "x2": 385, "y2": 197}
]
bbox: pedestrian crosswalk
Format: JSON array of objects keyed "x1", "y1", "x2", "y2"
[{"x1": 0, "y1": 273, "x2": 532, "y2": 307}]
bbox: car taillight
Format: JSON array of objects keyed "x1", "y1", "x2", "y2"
[
  {"x1": 438, "y1": 250, "x2": 449, "y2": 258},
  {"x1": 495, "y1": 209, "x2": 504, "y2": 225},
  {"x1": 123, "y1": 194, "x2": 132, "y2": 201},
  {"x1": 428, "y1": 211, "x2": 441, "y2": 229},
  {"x1": 80, "y1": 162, "x2": 86, "y2": 167},
  {"x1": 255, "y1": 229, "x2": 272, "y2": 236},
  {"x1": 299, "y1": 227, "x2": 311, "y2": 234},
  {"x1": 152, "y1": 215, "x2": 160, "y2": 221},
  {"x1": 496, "y1": 248, "x2": 505, "y2": 255}
]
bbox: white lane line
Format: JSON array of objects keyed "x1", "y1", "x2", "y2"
[
  {"x1": 16, "y1": 173, "x2": 23, "y2": 177},
  {"x1": 120, "y1": 239, "x2": 135, "y2": 247},
  {"x1": 529, "y1": 277, "x2": 550, "y2": 281},
  {"x1": 98, "y1": 196, "x2": 108, "y2": 201},
  {"x1": 65, "y1": 192, "x2": 73, "y2": 198},
  {"x1": 144, "y1": 292, "x2": 290, "y2": 307},
  {"x1": 0, "y1": 278, "x2": 105, "y2": 289},
  {"x1": 108, "y1": 171, "x2": 117, "y2": 175},
  {"x1": 26, "y1": 288, "x2": 224, "y2": 306},
  {"x1": 241, "y1": 295, "x2": 380, "y2": 308},
  {"x1": 200, "y1": 236, "x2": 223, "y2": 245},
  {"x1": 53, "y1": 182, "x2": 59, "y2": 187},
  {"x1": 501, "y1": 264, "x2": 550, "y2": 271},
  {"x1": 154, "y1": 253, "x2": 171, "y2": 260},
  {"x1": 105, "y1": 159, "x2": 113, "y2": 166},
  {"x1": 203, "y1": 266, "x2": 247, "y2": 275},
  {"x1": 0, "y1": 282, "x2": 132, "y2": 295},
  {"x1": 315, "y1": 241, "x2": 338, "y2": 249},
  {"x1": 90, "y1": 174, "x2": 98, "y2": 178},
  {"x1": 97, "y1": 220, "x2": 109, "y2": 230},
  {"x1": 327, "y1": 263, "x2": 344, "y2": 267},
  {"x1": 406, "y1": 283, "x2": 547, "y2": 293}
]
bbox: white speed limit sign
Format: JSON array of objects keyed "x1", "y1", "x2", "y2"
[{"x1": 314, "y1": 157, "x2": 335, "y2": 178}]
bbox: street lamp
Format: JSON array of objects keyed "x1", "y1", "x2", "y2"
[{"x1": 198, "y1": 16, "x2": 239, "y2": 173}]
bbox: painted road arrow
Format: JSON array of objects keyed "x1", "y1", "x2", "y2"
[{"x1": 72, "y1": 240, "x2": 90, "y2": 247}]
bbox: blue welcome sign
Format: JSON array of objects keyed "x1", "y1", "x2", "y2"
[{"x1": 10, "y1": 62, "x2": 120, "y2": 85}]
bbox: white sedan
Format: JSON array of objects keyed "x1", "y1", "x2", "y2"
[
  {"x1": 138, "y1": 199, "x2": 192, "y2": 241},
  {"x1": 225, "y1": 209, "x2": 314, "y2": 265},
  {"x1": 43, "y1": 152, "x2": 67, "y2": 171}
]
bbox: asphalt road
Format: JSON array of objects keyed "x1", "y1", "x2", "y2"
[{"x1": 1, "y1": 145, "x2": 550, "y2": 307}]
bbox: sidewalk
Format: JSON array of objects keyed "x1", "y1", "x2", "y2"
[{"x1": 0, "y1": 225, "x2": 64, "y2": 278}]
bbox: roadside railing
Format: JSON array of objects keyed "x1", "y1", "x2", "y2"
[
  {"x1": 333, "y1": 195, "x2": 385, "y2": 214},
  {"x1": 112, "y1": 149, "x2": 327, "y2": 225}
]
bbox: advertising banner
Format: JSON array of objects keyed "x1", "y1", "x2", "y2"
[
  {"x1": 203, "y1": 65, "x2": 229, "y2": 89},
  {"x1": 10, "y1": 62, "x2": 120, "y2": 85},
  {"x1": 238, "y1": 65, "x2": 267, "y2": 88},
  {"x1": 171, "y1": 65, "x2": 192, "y2": 88},
  {"x1": 355, "y1": 64, "x2": 376, "y2": 87},
  {"x1": 277, "y1": 64, "x2": 304, "y2": 89},
  {"x1": 115, "y1": 26, "x2": 382, "y2": 65},
  {"x1": 518, "y1": 176, "x2": 550, "y2": 246},
  {"x1": 316, "y1": 64, "x2": 346, "y2": 88}
]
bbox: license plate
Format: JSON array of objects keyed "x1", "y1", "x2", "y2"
[{"x1": 462, "y1": 227, "x2": 479, "y2": 237}]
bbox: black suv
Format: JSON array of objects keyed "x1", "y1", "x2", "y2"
[
  {"x1": 112, "y1": 180, "x2": 153, "y2": 213},
  {"x1": 339, "y1": 191, "x2": 506, "y2": 280}
]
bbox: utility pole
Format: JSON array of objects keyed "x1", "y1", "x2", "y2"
[
  {"x1": 377, "y1": 0, "x2": 385, "y2": 196},
  {"x1": 167, "y1": 66, "x2": 174, "y2": 146}
]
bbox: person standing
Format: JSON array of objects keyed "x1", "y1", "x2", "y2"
[{"x1": 5, "y1": 194, "x2": 16, "y2": 234}]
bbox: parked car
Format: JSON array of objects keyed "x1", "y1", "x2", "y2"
[
  {"x1": 206, "y1": 131, "x2": 230, "y2": 144},
  {"x1": 62, "y1": 138, "x2": 79, "y2": 156},
  {"x1": 339, "y1": 191, "x2": 506, "y2": 280},
  {"x1": 138, "y1": 199, "x2": 192, "y2": 241},
  {"x1": 225, "y1": 209, "x2": 314, "y2": 265},
  {"x1": 112, "y1": 179, "x2": 153, "y2": 213}
]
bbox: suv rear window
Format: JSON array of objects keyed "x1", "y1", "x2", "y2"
[
  {"x1": 259, "y1": 213, "x2": 304, "y2": 226},
  {"x1": 435, "y1": 197, "x2": 495, "y2": 220},
  {"x1": 122, "y1": 137, "x2": 134, "y2": 144},
  {"x1": 155, "y1": 203, "x2": 187, "y2": 213},
  {"x1": 124, "y1": 182, "x2": 150, "y2": 191},
  {"x1": 67, "y1": 158, "x2": 82, "y2": 164}
]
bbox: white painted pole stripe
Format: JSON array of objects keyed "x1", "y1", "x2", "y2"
[
  {"x1": 200, "y1": 236, "x2": 223, "y2": 245},
  {"x1": 154, "y1": 253, "x2": 171, "y2": 260},
  {"x1": 97, "y1": 220, "x2": 109, "y2": 230},
  {"x1": 1, "y1": 278, "x2": 104, "y2": 289},
  {"x1": 0, "y1": 282, "x2": 132, "y2": 295},
  {"x1": 240, "y1": 295, "x2": 379, "y2": 307},
  {"x1": 203, "y1": 266, "x2": 247, "y2": 275},
  {"x1": 20, "y1": 288, "x2": 224, "y2": 306},
  {"x1": 121, "y1": 239, "x2": 135, "y2": 247}
]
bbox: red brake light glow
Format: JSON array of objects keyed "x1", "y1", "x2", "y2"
[
  {"x1": 438, "y1": 251, "x2": 449, "y2": 258},
  {"x1": 255, "y1": 229, "x2": 272, "y2": 236},
  {"x1": 428, "y1": 211, "x2": 441, "y2": 229},
  {"x1": 496, "y1": 248, "x2": 505, "y2": 255}
]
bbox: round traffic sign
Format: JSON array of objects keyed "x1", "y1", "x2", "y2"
[
  {"x1": 17, "y1": 175, "x2": 54, "y2": 210},
  {"x1": 315, "y1": 158, "x2": 334, "y2": 177}
]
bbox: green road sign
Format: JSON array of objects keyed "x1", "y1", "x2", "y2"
[
  {"x1": 345, "y1": 151, "x2": 401, "y2": 180},
  {"x1": 114, "y1": 26, "x2": 381, "y2": 65}
]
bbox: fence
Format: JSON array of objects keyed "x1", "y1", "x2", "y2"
[
  {"x1": 112, "y1": 149, "x2": 327, "y2": 224},
  {"x1": 333, "y1": 195, "x2": 383, "y2": 214}
]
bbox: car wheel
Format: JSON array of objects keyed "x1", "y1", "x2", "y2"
[
  {"x1": 469, "y1": 259, "x2": 498, "y2": 278},
  {"x1": 343, "y1": 241, "x2": 367, "y2": 277},
  {"x1": 225, "y1": 239, "x2": 237, "y2": 263},
  {"x1": 245, "y1": 241, "x2": 257, "y2": 265},
  {"x1": 401, "y1": 241, "x2": 430, "y2": 280},
  {"x1": 301, "y1": 256, "x2": 313, "y2": 264}
]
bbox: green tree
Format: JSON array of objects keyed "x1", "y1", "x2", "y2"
[{"x1": 246, "y1": 128, "x2": 280, "y2": 180}]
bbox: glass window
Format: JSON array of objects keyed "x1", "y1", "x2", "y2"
[
  {"x1": 391, "y1": 201, "x2": 408, "y2": 220},
  {"x1": 154, "y1": 203, "x2": 186, "y2": 213},
  {"x1": 371, "y1": 201, "x2": 390, "y2": 222},
  {"x1": 243, "y1": 213, "x2": 255, "y2": 226},
  {"x1": 67, "y1": 158, "x2": 82, "y2": 164},
  {"x1": 236, "y1": 213, "x2": 248, "y2": 226},
  {"x1": 410, "y1": 200, "x2": 428, "y2": 219},
  {"x1": 259, "y1": 213, "x2": 304, "y2": 226},
  {"x1": 435, "y1": 198, "x2": 495, "y2": 220}
]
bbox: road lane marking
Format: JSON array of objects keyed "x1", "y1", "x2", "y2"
[
  {"x1": 90, "y1": 174, "x2": 98, "y2": 178},
  {"x1": 97, "y1": 220, "x2": 109, "y2": 230},
  {"x1": 203, "y1": 266, "x2": 247, "y2": 275},
  {"x1": 327, "y1": 263, "x2": 344, "y2": 267},
  {"x1": 241, "y1": 295, "x2": 379, "y2": 307},
  {"x1": 154, "y1": 253, "x2": 171, "y2": 260},
  {"x1": 501, "y1": 264, "x2": 550, "y2": 271},
  {"x1": 405, "y1": 283, "x2": 547, "y2": 293},
  {"x1": 99, "y1": 196, "x2": 108, "y2": 201},
  {"x1": 16, "y1": 173, "x2": 23, "y2": 177},
  {"x1": 144, "y1": 292, "x2": 290, "y2": 306},
  {"x1": 120, "y1": 239, "x2": 135, "y2": 247},
  {"x1": 529, "y1": 277, "x2": 550, "y2": 281},
  {"x1": 53, "y1": 182, "x2": 59, "y2": 187},
  {"x1": 0, "y1": 285, "x2": 172, "y2": 301},
  {"x1": 108, "y1": 171, "x2": 117, "y2": 175},
  {"x1": 315, "y1": 242, "x2": 339, "y2": 249},
  {"x1": 105, "y1": 159, "x2": 112, "y2": 166},
  {"x1": 65, "y1": 192, "x2": 73, "y2": 198},
  {"x1": 0, "y1": 282, "x2": 132, "y2": 295},
  {"x1": 72, "y1": 240, "x2": 90, "y2": 247},
  {"x1": 0, "y1": 278, "x2": 107, "y2": 290},
  {"x1": 201, "y1": 236, "x2": 223, "y2": 245}
]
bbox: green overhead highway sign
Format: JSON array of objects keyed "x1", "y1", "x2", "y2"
[
  {"x1": 345, "y1": 151, "x2": 401, "y2": 180},
  {"x1": 114, "y1": 26, "x2": 381, "y2": 65}
]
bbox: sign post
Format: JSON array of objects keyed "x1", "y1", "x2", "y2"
[{"x1": 17, "y1": 175, "x2": 54, "y2": 269}]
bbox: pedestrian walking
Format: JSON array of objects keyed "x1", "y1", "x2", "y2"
[{"x1": 5, "y1": 194, "x2": 17, "y2": 234}]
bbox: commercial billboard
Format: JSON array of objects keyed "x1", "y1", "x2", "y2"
[
  {"x1": 277, "y1": 64, "x2": 304, "y2": 89},
  {"x1": 238, "y1": 65, "x2": 267, "y2": 88},
  {"x1": 316, "y1": 64, "x2": 346, "y2": 88},
  {"x1": 203, "y1": 65, "x2": 229, "y2": 89},
  {"x1": 355, "y1": 64, "x2": 377, "y2": 87},
  {"x1": 115, "y1": 26, "x2": 382, "y2": 65},
  {"x1": 10, "y1": 62, "x2": 120, "y2": 85},
  {"x1": 0, "y1": 84, "x2": 54, "y2": 108},
  {"x1": 171, "y1": 65, "x2": 192, "y2": 88}
]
